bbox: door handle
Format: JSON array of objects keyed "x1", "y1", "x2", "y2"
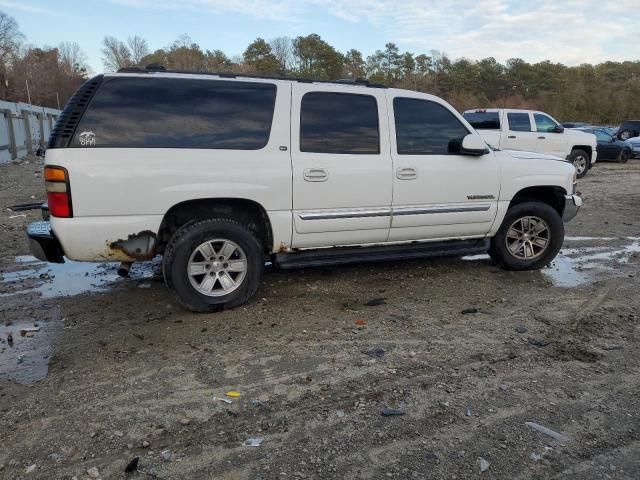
[
  {"x1": 396, "y1": 167, "x2": 417, "y2": 180},
  {"x1": 508, "y1": 135, "x2": 517, "y2": 139},
  {"x1": 303, "y1": 168, "x2": 329, "y2": 182},
  {"x1": 538, "y1": 136, "x2": 546, "y2": 139}
]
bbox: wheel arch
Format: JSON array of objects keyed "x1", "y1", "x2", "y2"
[
  {"x1": 156, "y1": 198, "x2": 273, "y2": 255},
  {"x1": 509, "y1": 185, "x2": 567, "y2": 216}
]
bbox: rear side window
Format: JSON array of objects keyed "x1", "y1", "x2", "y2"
[
  {"x1": 300, "y1": 92, "x2": 379, "y2": 154},
  {"x1": 72, "y1": 77, "x2": 277, "y2": 149},
  {"x1": 534, "y1": 113, "x2": 559, "y2": 133},
  {"x1": 507, "y1": 113, "x2": 532, "y2": 132},
  {"x1": 394, "y1": 97, "x2": 469, "y2": 155},
  {"x1": 463, "y1": 111, "x2": 500, "y2": 130}
]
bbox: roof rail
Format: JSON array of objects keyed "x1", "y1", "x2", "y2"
[{"x1": 114, "y1": 66, "x2": 387, "y2": 88}]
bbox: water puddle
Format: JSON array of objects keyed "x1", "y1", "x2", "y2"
[
  {"x1": 462, "y1": 237, "x2": 640, "y2": 288},
  {"x1": 0, "y1": 318, "x2": 52, "y2": 384},
  {"x1": 0, "y1": 256, "x2": 156, "y2": 298}
]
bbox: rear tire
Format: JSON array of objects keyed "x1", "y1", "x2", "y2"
[
  {"x1": 617, "y1": 149, "x2": 630, "y2": 163},
  {"x1": 489, "y1": 201, "x2": 564, "y2": 271},
  {"x1": 163, "y1": 218, "x2": 264, "y2": 312},
  {"x1": 568, "y1": 149, "x2": 590, "y2": 178}
]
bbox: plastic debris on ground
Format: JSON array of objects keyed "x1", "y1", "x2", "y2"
[
  {"x1": 525, "y1": 421, "x2": 569, "y2": 442},
  {"x1": 213, "y1": 396, "x2": 233, "y2": 404},
  {"x1": 243, "y1": 437, "x2": 264, "y2": 447},
  {"x1": 363, "y1": 348, "x2": 385, "y2": 358},
  {"x1": 225, "y1": 390, "x2": 241, "y2": 398},
  {"x1": 381, "y1": 407, "x2": 405, "y2": 416}
]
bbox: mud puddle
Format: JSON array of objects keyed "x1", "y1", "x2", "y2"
[
  {"x1": 0, "y1": 256, "x2": 158, "y2": 298},
  {"x1": 0, "y1": 318, "x2": 52, "y2": 384}
]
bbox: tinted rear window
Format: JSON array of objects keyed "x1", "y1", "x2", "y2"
[
  {"x1": 300, "y1": 92, "x2": 380, "y2": 154},
  {"x1": 507, "y1": 113, "x2": 532, "y2": 132},
  {"x1": 73, "y1": 77, "x2": 277, "y2": 149},
  {"x1": 463, "y1": 111, "x2": 500, "y2": 130}
]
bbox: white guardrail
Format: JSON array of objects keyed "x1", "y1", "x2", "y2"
[{"x1": 0, "y1": 100, "x2": 61, "y2": 164}]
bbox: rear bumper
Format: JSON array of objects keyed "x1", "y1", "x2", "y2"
[
  {"x1": 26, "y1": 221, "x2": 65, "y2": 263},
  {"x1": 563, "y1": 194, "x2": 583, "y2": 223}
]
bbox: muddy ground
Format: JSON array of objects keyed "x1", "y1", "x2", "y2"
[{"x1": 0, "y1": 157, "x2": 639, "y2": 480}]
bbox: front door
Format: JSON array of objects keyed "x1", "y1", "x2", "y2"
[
  {"x1": 388, "y1": 92, "x2": 500, "y2": 242},
  {"x1": 534, "y1": 112, "x2": 568, "y2": 158},
  {"x1": 291, "y1": 84, "x2": 393, "y2": 248}
]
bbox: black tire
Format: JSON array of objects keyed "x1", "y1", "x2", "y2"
[
  {"x1": 489, "y1": 201, "x2": 564, "y2": 271},
  {"x1": 568, "y1": 149, "x2": 590, "y2": 178},
  {"x1": 618, "y1": 129, "x2": 632, "y2": 141},
  {"x1": 617, "y1": 148, "x2": 630, "y2": 163},
  {"x1": 163, "y1": 218, "x2": 264, "y2": 312}
]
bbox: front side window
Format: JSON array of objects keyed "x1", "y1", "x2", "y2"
[
  {"x1": 593, "y1": 129, "x2": 611, "y2": 142},
  {"x1": 394, "y1": 98, "x2": 469, "y2": 155},
  {"x1": 534, "y1": 113, "x2": 559, "y2": 133},
  {"x1": 73, "y1": 77, "x2": 277, "y2": 149},
  {"x1": 507, "y1": 113, "x2": 532, "y2": 132},
  {"x1": 300, "y1": 92, "x2": 379, "y2": 154}
]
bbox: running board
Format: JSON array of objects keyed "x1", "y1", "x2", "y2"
[{"x1": 274, "y1": 238, "x2": 489, "y2": 270}]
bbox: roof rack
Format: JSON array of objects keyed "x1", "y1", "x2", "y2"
[{"x1": 115, "y1": 64, "x2": 387, "y2": 88}]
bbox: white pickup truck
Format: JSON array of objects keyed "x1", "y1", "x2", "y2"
[
  {"x1": 27, "y1": 69, "x2": 582, "y2": 312},
  {"x1": 463, "y1": 109, "x2": 598, "y2": 178}
]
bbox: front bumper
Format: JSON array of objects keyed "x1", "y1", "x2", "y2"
[
  {"x1": 26, "y1": 221, "x2": 65, "y2": 263},
  {"x1": 563, "y1": 194, "x2": 583, "y2": 222}
]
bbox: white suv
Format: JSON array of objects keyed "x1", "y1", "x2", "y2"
[{"x1": 27, "y1": 67, "x2": 582, "y2": 312}]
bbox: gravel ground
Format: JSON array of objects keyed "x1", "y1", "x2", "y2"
[{"x1": 0, "y1": 157, "x2": 639, "y2": 479}]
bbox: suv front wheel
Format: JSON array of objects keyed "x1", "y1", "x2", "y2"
[
  {"x1": 489, "y1": 201, "x2": 564, "y2": 270},
  {"x1": 568, "y1": 149, "x2": 590, "y2": 179},
  {"x1": 163, "y1": 219, "x2": 264, "y2": 312}
]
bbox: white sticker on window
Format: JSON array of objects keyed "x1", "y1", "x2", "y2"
[{"x1": 78, "y1": 131, "x2": 96, "y2": 146}]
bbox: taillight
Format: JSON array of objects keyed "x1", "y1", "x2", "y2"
[{"x1": 44, "y1": 166, "x2": 72, "y2": 218}]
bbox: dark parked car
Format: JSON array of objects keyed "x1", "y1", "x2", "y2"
[
  {"x1": 616, "y1": 120, "x2": 640, "y2": 140},
  {"x1": 576, "y1": 127, "x2": 632, "y2": 163}
]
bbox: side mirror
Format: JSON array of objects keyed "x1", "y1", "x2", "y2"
[
  {"x1": 552, "y1": 125, "x2": 565, "y2": 133},
  {"x1": 459, "y1": 134, "x2": 489, "y2": 156}
]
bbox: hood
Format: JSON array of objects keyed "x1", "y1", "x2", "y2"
[
  {"x1": 566, "y1": 129, "x2": 598, "y2": 146},
  {"x1": 504, "y1": 149, "x2": 568, "y2": 162}
]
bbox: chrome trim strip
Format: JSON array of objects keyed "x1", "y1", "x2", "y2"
[
  {"x1": 298, "y1": 209, "x2": 391, "y2": 221},
  {"x1": 392, "y1": 204, "x2": 492, "y2": 216}
]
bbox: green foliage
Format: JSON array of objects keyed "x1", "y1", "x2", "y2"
[
  {"x1": 292, "y1": 34, "x2": 343, "y2": 79},
  {"x1": 243, "y1": 38, "x2": 280, "y2": 75}
]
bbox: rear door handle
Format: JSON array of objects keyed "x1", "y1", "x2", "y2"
[
  {"x1": 303, "y1": 168, "x2": 329, "y2": 182},
  {"x1": 538, "y1": 136, "x2": 546, "y2": 139},
  {"x1": 508, "y1": 135, "x2": 517, "y2": 139},
  {"x1": 396, "y1": 167, "x2": 417, "y2": 180}
]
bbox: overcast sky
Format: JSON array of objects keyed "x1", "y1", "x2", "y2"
[{"x1": 3, "y1": 0, "x2": 639, "y2": 73}]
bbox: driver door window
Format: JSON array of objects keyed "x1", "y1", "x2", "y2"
[{"x1": 534, "y1": 113, "x2": 559, "y2": 133}]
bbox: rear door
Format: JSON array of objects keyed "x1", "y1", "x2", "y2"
[
  {"x1": 290, "y1": 84, "x2": 392, "y2": 248},
  {"x1": 533, "y1": 112, "x2": 567, "y2": 158},
  {"x1": 501, "y1": 111, "x2": 538, "y2": 151}
]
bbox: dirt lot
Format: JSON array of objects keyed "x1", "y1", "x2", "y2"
[{"x1": 1, "y1": 157, "x2": 639, "y2": 480}]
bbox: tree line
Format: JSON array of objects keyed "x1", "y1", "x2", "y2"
[{"x1": 2, "y1": 10, "x2": 639, "y2": 124}]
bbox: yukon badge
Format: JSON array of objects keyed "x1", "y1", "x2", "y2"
[
  {"x1": 78, "y1": 131, "x2": 96, "y2": 147},
  {"x1": 467, "y1": 194, "x2": 495, "y2": 200}
]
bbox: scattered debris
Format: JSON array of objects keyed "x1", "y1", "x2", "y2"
[
  {"x1": 9, "y1": 214, "x2": 27, "y2": 219},
  {"x1": 499, "y1": 384, "x2": 508, "y2": 391},
  {"x1": 528, "y1": 338, "x2": 549, "y2": 347},
  {"x1": 225, "y1": 390, "x2": 241, "y2": 398},
  {"x1": 125, "y1": 456, "x2": 139, "y2": 473},
  {"x1": 409, "y1": 351, "x2": 416, "y2": 358},
  {"x1": 243, "y1": 437, "x2": 264, "y2": 447},
  {"x1": 465, "y1": 408, "x2": 472, "y2": 417},
  {"x1": 525, "y1": 421, "x2": 568, "y2": 442},
  {"x1": 381, "y1": 408, "x2": 405, "y2": 417},
  {"x1": 479, "y1": 458, "x2": 490, "y2": 473},
  {"x1": 363, "y1": 348, "x2": 385, "y2": 358},
  {"x1": 142, "y1": 440, "x2": 150, "y2": 448},
  {"x1": 179, "y1": 417, "x2": 191, "y2": 425},
  {"x1": 461, "y1": 308, "x2": 479, "y2": 314},
  {"x1": 213, "y1": 396, "x2": 233, "y2": 404},
  {"x1": 87, "y1": 467, "x2": 100, "y2": 478},
  {"x1": 355, "y1": 319, "x2": 366, "y2": 326},
  {"x1": 530, "y1": 452, "x2": 542, "y2": 462},
  {"x1": 138, "y1": 283, "x2": 151, "y2": 289},
  {"x1": 336, "y1": 410, "x2": 345, "y2": 418},
  {"x1": 250, "y1": 399, "x2": 265, "y2": 407},
  {"x1": 364, "y1": 297, "x2": 386, "y2": 307},
  {"x1": 515, "y1": 325, "x2": 528, "y2": 334},
  {"x1": 20, "y1": 327, "x2": 40, "y2": 336},
  {"x1": 161, "y1": 450, "x2": 172, "y2": 461},
  {"x1": 7, "y1": 333, "x2": 13, "y2": 346},
  {"x1": 25, "y1": 464, "x2": 37, "y2": 474},
  {"x1": 8, "y1": 201, "x2": 44, "y2": 212}
]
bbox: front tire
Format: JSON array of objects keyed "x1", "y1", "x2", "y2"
[
  {"x1": 163, "y1": 219, "x2": 264, "y2": 312},
  {"x1": 617, "y1": 148, "x2": 630, "y2": 163},
  {"x1": 489, "y1": 201, "x2": 564, "y2": 271},
  {"x1": 568, "y1": 149, "x2": 590, "y2": 178}
]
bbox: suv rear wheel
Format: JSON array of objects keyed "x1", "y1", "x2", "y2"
[
  {"x1": 489, "y1": 201, "x2": 564, "y2": 270},
  {"x1": 568, "y1": 149, "x2": 589, "y2": 178},
  {"x1": 163, "y1": 219, "x2": 263, "y2": 312}
]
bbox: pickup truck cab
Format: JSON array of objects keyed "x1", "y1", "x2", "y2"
[
  {"x1": 463, "y1": 108, "x2": 598, "y2": 178},
  {"x1": 27, "y1": 68, "x2": 582, "y2": 312}
]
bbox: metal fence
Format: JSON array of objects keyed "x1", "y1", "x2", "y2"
[{"x1": 0, "y1": 100, "x2": 61, "y2": 164}]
